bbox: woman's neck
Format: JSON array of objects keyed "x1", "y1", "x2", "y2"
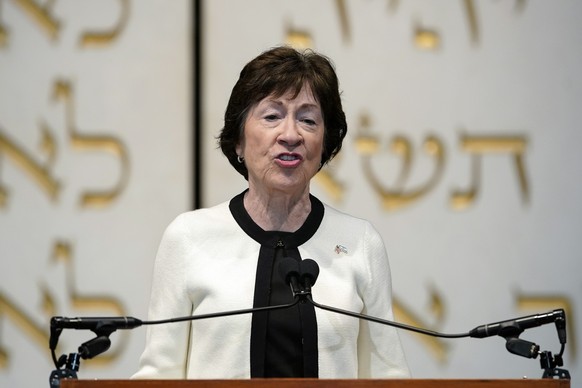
[{"x1": 243, "y1": 186, "x2": 311, "y2": 232}]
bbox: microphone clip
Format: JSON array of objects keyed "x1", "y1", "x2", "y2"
[
  {"x1": 540, "y1": 350, "x2": 570, "y2": 379},
  {"x1": 48, "y1": 317, "x2": 126, "y2": 387},
  {"x1": 494, "y1": 322, "x2": 540, "y2": 359}
]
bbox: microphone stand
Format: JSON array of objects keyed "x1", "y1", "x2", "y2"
[
  {"x1": 299, "y1": 291, "x2": 569, "y2": 379},
  {"x1": 288, "y1": 257, "x2": 570, "y2": 380},
  {"x1": 48, "y1": 298, "x2": 301, "y2": 387},
  {"x1": 49, "y1": 257, "x2": 571, "y2": 384},
  {"x1": 304, "y1": 292, "x2": 467, "y2": 338}
]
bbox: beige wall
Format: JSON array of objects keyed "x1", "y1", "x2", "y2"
[
  {"x1": 0, "y1": 1, "x2": 191, "y2": 386},
  {"x1": 202, "y1": 0, "x2": 582, "y2": 381},
  {"x1": 1, "y1": 1, "x2": 580, "y2": 386}
]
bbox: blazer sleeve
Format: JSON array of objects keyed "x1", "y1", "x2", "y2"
[
  {"x1": 132, "y1": 214, "x2": 194, "y2": 379},
  {"x1": 357, "y1": 221, "x2": 411, "y2": 378}
]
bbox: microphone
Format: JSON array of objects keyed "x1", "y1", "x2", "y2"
[
  {"x1": 292, "y1": 259, "x2": 568, "y2": 354},
  {"x1": 50, "y1": 257, "x2": 569, "y2": 381},
  {"x1": 49, "y1": 316, "x2": 143, "y2": 360},
  {"x1": 468, "y1": 309, "x2": 566, "y2": 359},
  {"x1": 299, "y1": 259, "x2": 319, "y2": 293},
  {"x1": 278, "y1": 257, "x2": 320, "y2": 295},
  {"x1": 278, "y1": 257, "x2": 302, "y2": 297},
  {"x1": 51, "y1": 316, "x2": 143, "y2": 332},
  {"x1": 77, "y1": 336, "x2": 112, "y2": 360},
  {"x1": 293, "y1": 259, "x2": 469, "y2": 338},
  {"x1": 50, "y1": 260, "x2": 306, "y2": 366},
  {"x1": 280, "y1": 259, "x2": 569, "y2": 378},
  {"x1": 469, "y1": 309, "x2": 566, "y2": 339}
]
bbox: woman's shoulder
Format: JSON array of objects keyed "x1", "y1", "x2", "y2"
[
  {"x1": 321, "y1": 201, "x2": 373, "y2": 229},
  {"x1": 165, "y1": 200, "x2": 234, "y2": 236},
  {"x1": 319, "y1": 201, "x2": 384, "y2": 245}
]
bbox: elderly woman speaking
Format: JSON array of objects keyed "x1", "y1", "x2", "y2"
[{"x1": 133, "y1": 46, "x2": 410, "y2": 379}]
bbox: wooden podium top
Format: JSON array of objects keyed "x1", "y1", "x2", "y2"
[{"x1": 61, "y1": 378, "x2": 570, "y2": 388}]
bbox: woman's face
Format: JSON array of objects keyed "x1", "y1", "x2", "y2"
[{"x1": 236, "y1": 85, "x2": 325, "y2": 196}]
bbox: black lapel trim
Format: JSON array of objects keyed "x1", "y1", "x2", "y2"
[
  {"x1": 300, "y1": 301, "x2": 318, "y2": 377},
  {"x1": 229, "y1": 190, "x2": 324, "y2": 247},
  {"x1": 229, "y1": 191, "x2": 323, "y2": 377},
  {"x1": 249, "y1": 244, "x2": 274, "y2": 377}
]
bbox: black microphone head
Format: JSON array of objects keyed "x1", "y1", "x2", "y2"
[
  {"x1": 300, "y1": 259, "x2": 320, "y2": 286},
  {"x1": 278, "y1": 257, "x2": 300, "y2": 285},
  {"x1": 78, "y1": 335, "x2": 111, "y2": 360}
]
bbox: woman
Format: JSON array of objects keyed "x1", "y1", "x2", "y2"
[{"x1": 133, "y1": 46, "x2": 410, "y2": 379}]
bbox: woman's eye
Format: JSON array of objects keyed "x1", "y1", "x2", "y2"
[
  {"x1": 264, "y1": 114, "x2": 279, "y2": 121},
  {"x1": 302, "y1": 118, "x2": 316, "y2": 126}
]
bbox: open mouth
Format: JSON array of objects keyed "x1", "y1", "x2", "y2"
[
  {"x1": 277, "y1": 154, "x2": 301, "y2": 161},
  {"x1": 276, "y1": 153, "x2": 303, "y2": 167}
]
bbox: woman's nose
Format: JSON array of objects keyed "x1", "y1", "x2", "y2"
[{"x1": 278, "y1": 118, "x2": 303, "y2": 146}]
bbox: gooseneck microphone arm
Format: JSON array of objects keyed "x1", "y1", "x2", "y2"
[
  {"x1": 49, "y1": 295, "x2": 302, "y2": 388},
  {"x1": 279, "y1": 257, "x2": 470, "y2": 339},
  {"x1": 305, "y1": 291, "x2": 568, "y2": 378},
  {"x1": 50, "y1": 299, "x2": 301, "y2": 354},
  {"x1": 284, "y1": 257, "x2": 569, "y2": 380},
  {"x1": 143, "y1": 299, "x2": 300, "y2": 326},
  {"x1": 49, "y1": 256, "x2": 570, "y2": 385},
  {"x1": 50, "y1": 301, "x2": 301, "y2": 360},
  {"x1": 49, "y1": 257, "x2": 312, "y2": 387},
  {"x1": 307, "y1": 295, "x2": 568, "y2": 342},
  {"x1": 305, "y1": 294, "x2": 469, "y2": 338}
]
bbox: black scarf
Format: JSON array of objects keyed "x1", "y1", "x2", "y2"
[{"x1": 229, "y1": 190, "x2": 324, "y2": 378}]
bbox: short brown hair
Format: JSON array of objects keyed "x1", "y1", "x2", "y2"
[{"x1": 218, "y1": 46, "x2": 348, "y2": 179}]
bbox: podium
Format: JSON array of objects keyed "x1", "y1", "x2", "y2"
[{"x1": 60, "y1": 379, "x2": 570, "y2": 388}]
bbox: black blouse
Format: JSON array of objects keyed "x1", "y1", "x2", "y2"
[{"x1": 229, "y1": 191, "x2": 324, "y2": 378}]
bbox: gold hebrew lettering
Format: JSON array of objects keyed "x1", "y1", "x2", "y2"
[
  {"x1": 40, "y1": 121, "x2": 57, "y2": 166},
  {"x1": 286, "y1": 26, "x2": 313, "y2": 49},
  {"x1": 383, "y1": 135, "x2": 444, "y2": 210},
  {"x1": 357, "y1": 130, "x2": 445, "y2": 211},
  {"x1": 0, "y1": 292, "x2": 50, "y2": 368},
  {"x1": 0, "y1": 0, "x2": 6, "y2": 47},
  {"x1": 451, "y1": 134, "x2": 529, "y2": 210},
  {"x1": 41, "y1": 285, "x2": 57, "y2": 317},
  {"x1": 52, "y1": 240, "x2": 127, "y2": 365},
  {"x1": 388, "y1": 136, "x2": 413, "y2": 187},
  {"x1": 450, "y1": 152, "x2": 480, "y2": 210},
  {"x1": 0, "y1": 128, "x2": 61, "y2": 206},
  {"x1": 414, "y1": 25, "x2": 440, "y2": 51},
  {"x1": 393, "y1": 292, "x2": 449, "y2": 364},
  {"x1": 79, "y1": 0, "x2": 130, "y2": 47},
  {"x1": 428, "y1": 285, "x2": 445, "y2": 323},
  {"x1": 355, "y1": 134, "x2": 380, "y2": 155},
  {"x1": 13, "y1": 0, "x2": 60, "y2": 40},
  {"x1": 515, "y1": 292, "x2": 576, "y2": 361},
  {"x1": 0, "y1": 23, "x2": 7, "y2": 47},
  {"x1": 52, "y1": 80, "x2": 130, "y2": 208},
  {"x1": 70, "y1": 134, "x2": 130, "y2": 208},
  {"x1": 53, "y1": 241, "x2": 124, "y2": 315},
  {"x1": 0, "y1": 240, "x2": 129, "y2": 368},
  {"x1": 314, "y1": 162, "x2": 345, "y2": 203},
  {"x1": 354, "y1": 114, "x2": 380, "y2": 155},
  {"x1": 334, "y1": 0, "x2": 351, "y2": 43},
  {"x1": 463, "y1": 0, "x2": 479, "y2": 45}
]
